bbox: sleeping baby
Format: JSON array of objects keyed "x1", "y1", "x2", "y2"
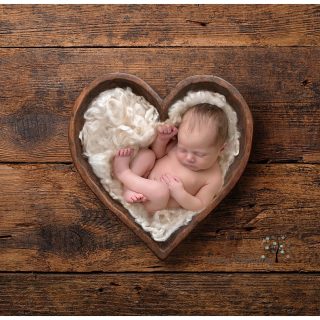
[{"x1": 112, "y1": 103, "x2": 229, "y2": 213}]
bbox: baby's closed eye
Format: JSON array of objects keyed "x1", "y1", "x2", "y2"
[
  {"x1": 194, "y1": 152, "x2": 206, "y2": 157},
  {"x1": 178, "y1": 147, "x2": 205, "y2": 157}
]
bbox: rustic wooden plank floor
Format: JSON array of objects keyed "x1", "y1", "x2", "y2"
[{"x1": 0, "y1": 4, "x2": 319, "y2": 315}]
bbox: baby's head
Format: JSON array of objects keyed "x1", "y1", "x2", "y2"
[{"x1": 176, "y1": 103, "x2": 229, "y2": 171}]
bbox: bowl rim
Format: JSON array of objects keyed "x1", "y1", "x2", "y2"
[{"x1": 68, "y1": 72, "x2": 253, "y2": 260}]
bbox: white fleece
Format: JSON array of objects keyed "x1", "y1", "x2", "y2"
[{"x1": 79, "y1": 87, "x2": 240, "y2": 241}]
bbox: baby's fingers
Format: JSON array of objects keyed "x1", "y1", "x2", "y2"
[
  {"x1": 159, "y1": 175, "x2": 167, "y2": 184},
  {"x1": 160, "y1": 174, "x2": 170, "y2": 184}
]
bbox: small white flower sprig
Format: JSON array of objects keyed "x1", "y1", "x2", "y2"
[{"x1": 260, "y1": 235, "x2": 290, "y2": 263}]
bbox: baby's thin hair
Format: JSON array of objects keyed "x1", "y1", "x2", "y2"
[{"x1": 182, "y1": 103, "x2": 229, "y2": 147}]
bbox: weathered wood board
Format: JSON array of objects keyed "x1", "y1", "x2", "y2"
[{"x1": 0, "y1": 4, "x2": 319, "y2": 315}]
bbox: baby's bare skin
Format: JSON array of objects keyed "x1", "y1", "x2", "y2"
[
  {"x1": 113, "y1": 113, "x2": 226, "y2": 213},
  {"x1": 115, "y1": 148, "x2": 148, "y2": 203},
  {"x1": 148, "y1": 144, "x2": 220, "y2": 209}
]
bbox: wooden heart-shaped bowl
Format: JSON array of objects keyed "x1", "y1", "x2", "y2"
[{"x1": 69, "y1": 73, "x2": 253, "y2": 260}]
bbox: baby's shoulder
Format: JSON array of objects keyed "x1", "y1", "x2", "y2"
[
  {"x1": 166, "y1": 139, "x2": 177, "y2": 154},
  {"x1": 205, "y1": 163, "x2": 223, "y2": 186}
]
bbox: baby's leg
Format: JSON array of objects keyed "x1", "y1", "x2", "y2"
[
  {"x1": 113, "y1": 148, "x2": 170, "y2": 211},
  {"x1": 123, "y1": 148, "x2": 156, "y2": 202}
]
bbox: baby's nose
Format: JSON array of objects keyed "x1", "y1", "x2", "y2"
[{"x1": 186, "y1": 153, "x2": 195, "y2": 162}]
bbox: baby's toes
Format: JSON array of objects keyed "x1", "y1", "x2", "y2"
[
  {"x1": 130, "y1": 195, "x2": 137, "y2": 202},
  {"x1": 133, "y1": 194, "x2": 144, "y2": 202},
  {"x1": 137, "y1": 194, "x2": 145, "y2": 201},
  {"x1": 119, "y1": 148, "x2": 132, "y2": 157},
  {"x1": 136, "y1": 193, "x2": 147, "y2": 202}
]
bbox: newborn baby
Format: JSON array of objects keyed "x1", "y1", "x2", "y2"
[{"x1": 112, "y1": 103, "x2": 229, "y2": 213}]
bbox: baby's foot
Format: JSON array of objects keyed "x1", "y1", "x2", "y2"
[
  {"x1": 157, "y1": 124, "x2": 178, "y2": 141},
  {"x1": 123, "y1": 189, "x2": 147, "y2": 203},
  {"x1": 113, "y1": 148, "x2": 134, "y2": 180}
]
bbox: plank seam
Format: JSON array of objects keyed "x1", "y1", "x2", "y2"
[{"x1": 0, "y1": 271, "x2": 319, "y2": 275}]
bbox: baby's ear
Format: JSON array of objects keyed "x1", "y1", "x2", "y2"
[{"x1": 220, "y1": 143, "x2": 227, "y2": 152}]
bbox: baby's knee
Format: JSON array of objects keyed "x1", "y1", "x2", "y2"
[
  {"x1": 157, "y1": 182, "x2": 170, "y2": 200},
  {"x1": 138, "y1": 148, "x2": 156, "y2": 164},
  {"x1": 134, "y1": 148, "x2": 156, "y2": 174},
  {"x1": 144, "y1": 183, "x2": 170, "y2": 212},
  {"x1": 150, "y1": 182, "x2": 170, "y2": 206}
]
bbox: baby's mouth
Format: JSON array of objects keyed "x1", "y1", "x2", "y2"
[
  {"x1": 178, "y1": 157, "x2": 197, "y2": 169},
  {"x1": 184, "y1": 162, "x2": 197, "y2": 169}
]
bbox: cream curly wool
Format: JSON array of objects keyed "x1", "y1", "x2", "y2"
[{"x1": 79, "y1": 87, "x2": 240, "y2": 242}]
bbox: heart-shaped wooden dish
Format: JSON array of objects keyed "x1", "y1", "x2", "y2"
[{"x1": 69, "y1": 73, "x2": 253, "y2": 260}]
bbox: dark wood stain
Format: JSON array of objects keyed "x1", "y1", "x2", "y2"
[
  {"x1": 0, "y1": 4, "x2": 319, "y2": 316},
  {"x1": 1, "y1": 273, "x2": 319, "y2": 315},
  {"x1": 0, "y1": 5, "x2": 319, "y2": 47},
  {"x1": 0, "y1": 47, "x2": 319, "y2": 162},
  {"x1": 38, "y1": 224, "x2": 97, "y2": 257}
]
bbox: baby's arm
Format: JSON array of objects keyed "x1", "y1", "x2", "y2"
[
  {"x1": 150, "y1": 124, "x2": 178, "y2": 159},
  {"x1": 161, "y1": 174, "x2": 222, "y2": 211}
]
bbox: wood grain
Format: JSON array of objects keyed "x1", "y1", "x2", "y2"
[
  {"x1": 0, "y1": 5, "x2": 319, "y2": 47},
  {"x1": 1, "y1": 4, "x2": 319, "y2": 315},
  {"x1": 0, "y1": 48, "x2": 319, "y2": 163},
  {"x1": 69, "y1": 73, "x2": 253, "y2": 260},
  {"x1": 0, "y1": 163, "x2": 319, "y2": 271},
  {"x1": 1, "y1": 273, "x2": 319, "y2": 315}
]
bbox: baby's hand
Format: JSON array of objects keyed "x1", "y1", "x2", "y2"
[
  {"x1": 157, "y1": 124, "x2": 178, "y2": 142},
  {"x1": 160, "y1": 174, "x2": 184, "y2": 194}
]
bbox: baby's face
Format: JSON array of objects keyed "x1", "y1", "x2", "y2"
[{"x1": 175, "y1": 120, "x2": 224, "y2": 171}]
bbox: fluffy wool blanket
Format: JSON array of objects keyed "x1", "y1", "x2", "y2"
[{"x1": 79, "y1": 87, "x2": 240, "y2": 241}]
